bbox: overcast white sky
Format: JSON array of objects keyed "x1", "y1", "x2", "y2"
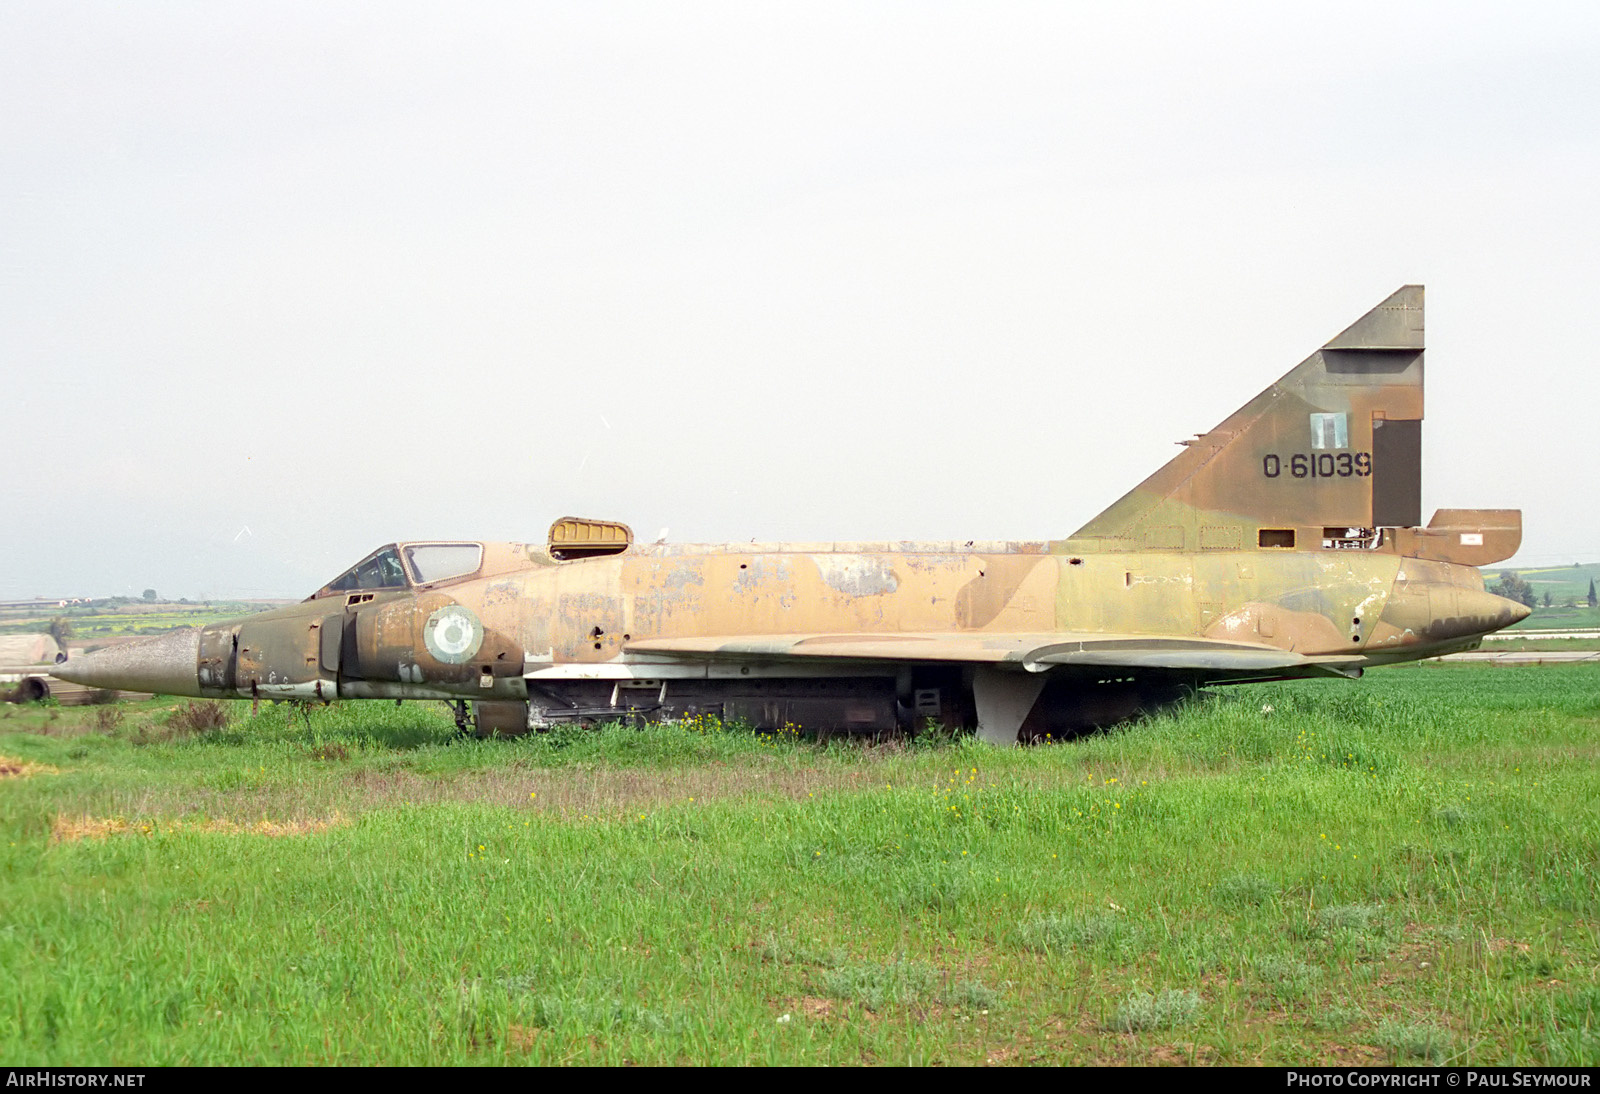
[{"x1": 3, "y1": 2, "x2": 1598, "y2": 598}]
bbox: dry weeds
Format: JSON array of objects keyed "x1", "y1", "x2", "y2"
[
  {"x1": 0, "y1": 754, "x2": 58, "y2": 778},
  {"x1": 51, "y1": 812, "x2": 346, "y2": 843},
  {"x1": 43, "y1": 758, "x2": 887, "y2": 826},
  {"x1": 505, "y1": 1024, "x2": 540, "y2": 1052}
]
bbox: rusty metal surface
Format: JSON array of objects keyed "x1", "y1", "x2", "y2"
[{"x1": 53, "y1": 286, "x2": 1528, "y2": 742}]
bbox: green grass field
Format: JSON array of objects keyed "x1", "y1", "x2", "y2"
[
  {"x1": 1488, "y1": 562, "x2": 1600, "y2": 598},
  {"x1": 1, "y1": 664, "x2": 1597, "y2": 1065},
  {"x1": 1482, "y1": 638, "x2": 1600, "y2": 653},
  {"x1": 0, "y1": 601, "x2": 283, "y2": 640},
  {"x1": 1509, "y1": 607, "x2": 1600, "y2": 633},
  {"x1": 1487, "y1": 564, "x2": 1600, "y2": 631}
]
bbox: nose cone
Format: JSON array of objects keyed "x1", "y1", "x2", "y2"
[
  {"x1": 51, "y1": 628, "x2": 203, "y2": 697},
  {"x1": 1425, "y1": 587, "x2": 1531, "y2": 641},
  {"x1": 1378, "y1": 581, "x2": 1531, "y2": 649}
]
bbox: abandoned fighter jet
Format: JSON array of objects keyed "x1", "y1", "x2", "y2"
[{"x1": 56, "y1": 286, "x2": 1528, "y2": 743}]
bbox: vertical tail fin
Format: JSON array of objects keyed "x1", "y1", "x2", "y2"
[{"x1": 1062, "y1": 286, "x2": 1425, "y2": 553}]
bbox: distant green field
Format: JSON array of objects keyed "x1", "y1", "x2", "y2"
[
  {"x1": 1487, "y1": 562, "x2": 1600, "y2": 595},
  {"x1": 1503, "y1": 610, "x2": 1600, "y2": 633},
  {"x1": 1486, "y1": 564, "x2": 1600, "y2": 630},
  {"x1": 1482, "y1": 637, "x2": 1600, "y2": 652},
  {"x1": 0, "y1": 602, "x2": 281, "y2": 640},
  {"x1": 1, "y1": 664, "x2": 1597, "y2": 1065}
]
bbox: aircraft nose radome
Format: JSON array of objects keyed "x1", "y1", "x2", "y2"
[{"x1": 51, "y1": 628, "x2": 203, "y2": 697}]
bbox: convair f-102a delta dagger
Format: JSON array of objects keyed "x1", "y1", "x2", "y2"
[{"x1": 57, "y1": 286, "x2": 1527, "y2": 743}]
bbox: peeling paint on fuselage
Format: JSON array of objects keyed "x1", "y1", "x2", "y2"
[
  {"x1": 184, "y1": 535, "x2": 1508, "y2": 705},
  {"x1": 814, "y1": 554, "x2": 899, "y2": 597},
  {"x1": 500, "y1": 544, "x2": 1425, "y2": 663}
]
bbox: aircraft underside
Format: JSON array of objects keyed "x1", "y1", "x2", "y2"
[{"x1": 473, "y1": 668, "x2": 1217, "y2": 742}]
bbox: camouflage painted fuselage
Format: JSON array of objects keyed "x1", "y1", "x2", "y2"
[{"x1": 56, "y1": 285, "x2": 1528, "y2": 742}]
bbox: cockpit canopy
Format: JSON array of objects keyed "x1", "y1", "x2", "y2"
[{"x1": 313, "y1": 542, "x2": 485, "y2": 598}]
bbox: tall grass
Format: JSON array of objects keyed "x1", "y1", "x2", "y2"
[{"x1": 0, "y1": 664, "x2": 1596, "y2": 1064}]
